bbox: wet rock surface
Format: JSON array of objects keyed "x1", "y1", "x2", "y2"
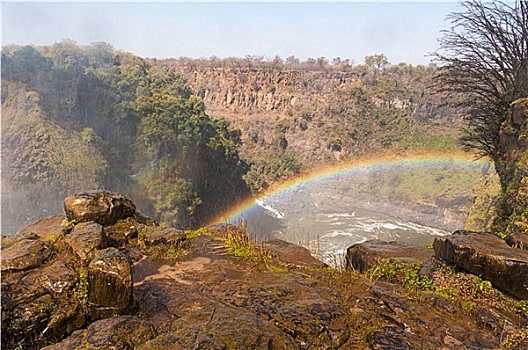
[
  {"x1": 42, "y1": 316, "x2": 157, "y2": 350},
  {"x1": 1, "y1": 233, "x2": 52, "y2": 272},
  {"x1": 64, "y1": 221, "x2": 107, "y2": 264},
  {"x1": 64, "y1": 190, "x2": 136, "y2": 226},
  {"x1": 2, "y1": 192, "x2": 527, "y2": 349},
  {"x1": 1, "y1": 192, "x2": 152, "y2": 349},
  {"x1": 142, "y1": 226, "x2": 185, "y2": 247},
  {"x1": 433, "y1": 230, "x2": 528, "y2": 299},
  {"x1": 506, "y1": 231, "x2": 528, "y2": 250},
  {"x1": 87, "y1": 248, "x2": 133, "y2": 320}
]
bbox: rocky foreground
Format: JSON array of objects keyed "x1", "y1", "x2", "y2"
[{"x1": 1, "y1": 191, "x2": 528, "y2": 349}]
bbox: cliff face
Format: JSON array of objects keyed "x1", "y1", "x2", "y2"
[
  {"x1": 495, "y1": 98, "x2": 528, "y2": 236},
  {"x1": 170, "y1": 63, "x2": 359, "y2": 165},
  {"x1": 465, "y1": 98, "x2": 528, "y2": 251},
  {"x1": 161, "y1": 59, "x2": 460, "y2": 167}
]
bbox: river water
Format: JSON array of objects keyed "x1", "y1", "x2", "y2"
[
  {"x1": 243, "y1": 202, "x2": 450, "y2": 266},
  {"x1": 227, "y1": 160, "x2": 485, "y2": 265},
  {"x1": 272, "y1": 208, "x2": 447, "y2": 265},
  {"x1": 238, "y1": 190, "x2": 450, "y2": 266}
]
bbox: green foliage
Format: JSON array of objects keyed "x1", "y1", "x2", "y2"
[
  {"x1": 518, "y1": 300, "x2": 528, "y2": 319},
  {"x1": 184, "y1": 227, "x2": 211, "y2": 239},
  {"x1": 244, "y1": 152, "x2": 303, "y2": 193},
  {"x1": 137, "y1": 227, "x2": 147, "y2": 241},
  {"x1": 337, "y1": 162, "x2": 482, "y2": 209},
  {"x1": 143, "y1": 165, "x2": 202, "y2": 227},
  {"x1": 73, "y1": 267, "x2": 89, "y2": 303},
  {"x1": 369, "y1": 261, "x2": 434, "y2": 292},
  {"x1": 61, "y1": 218, "x2": 77, "y2": 228},
  {"x1": 221, "y1": 223, "x2": 270, "y2": 266},
  {"x1": 274, "y1": 119, "x2": 290, "y2": 135},
  {"x1": 2, "y1": 41, "x2": 250, "y2": 230}
]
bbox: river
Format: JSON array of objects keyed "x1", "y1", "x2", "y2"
[{"x1": 242, "y1": 200, "x2": 448, "y2": 266}]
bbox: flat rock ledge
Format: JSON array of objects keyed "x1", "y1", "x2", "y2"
[
  {"x1": 433, "y1": 230, "x2": 528, "y2": 300},
  {"x1": 264, "y1": 239, "x2": 327, "y2": 269},
  {"x1": 345, "y1": 240, "x2": 434, "y2": 273}
]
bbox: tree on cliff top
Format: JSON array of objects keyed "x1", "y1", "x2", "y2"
[{"x1": 434, "y1": 0, "x2": 528, "y2": 164}]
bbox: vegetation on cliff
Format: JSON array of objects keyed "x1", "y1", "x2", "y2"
[
  {"x1": 162, "y1": 53, "x2": 465, "y2": 193},
  {"x1": 1, "y1": 42, "x2": 249, "y2": 232},
  {"x1": 2, "y1": 38, "x2": 486, "y2": 234},
  {"x1": 434, "y1": 0, "x2": 528, "y2": 236}
]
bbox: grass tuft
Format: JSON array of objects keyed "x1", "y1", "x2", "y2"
[{"x1": 221, "y1": 222, "x2": 272, "y2": 268}]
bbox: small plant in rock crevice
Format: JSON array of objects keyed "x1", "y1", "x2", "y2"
[
  {"x1": 73, "y1": 267, "x2": 89, "y2": 303},
  {"x1": 61, "y1": 218, "x2": 77, "y2": 228},
  {"x1": 368, "y1": 261, "x2": 434, "y2": 292},
  {"x1": 184, "y1": 227, "x2": 211, "y2": 239}
]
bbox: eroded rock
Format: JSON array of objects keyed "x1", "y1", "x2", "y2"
[
  {"x1": 1, "y1": 233, "x2": 51, "y2": 272},
  {"x1": 505, "y1": 232, "x2": 528, "y2": 250},
  {"x1": 142, "y1": 226, "x2": 185, "y2": 247},
  {"x1": 64, "y1": 190, "x2": 136, "y2": 226},
  {"x1": 64, "y1": 221, "x2": 106, "y2": 264},
  {"x1": 264, "y1": 239, "x2": 327, "y2": 269},
  {"x1": 42, "y1": 316, "x2": 157, "y2": 350},
  {"x1": 345, "y1": 240, "x2": 433, "y2": 273},
  {"x1": 17, "y1": 216, "x2": 67, "y2": 242},
  {"x1": 138, "y1": 305, "x2": 298, "y2": 350},
  {"x1": 1, "y1": 280, "x2": 53, "y2": 348},
  {"x1": 87, "y1": 247, "x2": 133, "y2": 320},
  {"x1": 367, "y1": 326, "x2": 414, "y2": 350},
  {"x1": 22, "y1": 260, "x2": 78, "y2": 296},
  {"x1": 433, "y1": 230, "x2": 528, "y2": 299}
]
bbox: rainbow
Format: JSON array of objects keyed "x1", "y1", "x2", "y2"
[{"x1": 210, "y1": 153, "x2": 487, "y2": 225}]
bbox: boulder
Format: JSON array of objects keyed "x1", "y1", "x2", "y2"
[
  {"x1": 345, "y1": 240, "x2": 433, "y2": 273},
  {"x1": 64, "y1": 221, "x2": 106, "y2": 264},
  {"x1": 264, "y1": 239, "x2": 327, "y2": 268},
  {"x1": 64, "y1": 190, "x2": 136, "y2": 226},
  {"x1": 104, "y1": 221, "x2": 139, "y2": 247},
  {"x1": 1, "y1": 233, "x2": 51, "y2": 272},
  {"x1": 23, "y1": 260, "x2": 78, "y2": 296},
  {"x1": 41, "y1": 316, "x2": 157, "y2": 350},
  {"x1": 87, "y1": 247, "x2": 133, "y2": 320},
  {"x1": 142, "y1": 226, "x2": 186, "y2": 247},
  {"x1": 18, "y1": 261, "x2": 87, "y2": 339},
  {"x1": 433, "y1": 230, "x2": 528, "y2": 299},
  {"x1": 17, "y1": 216, "x2": 67, "y2": 242},
  {"x1": 505, "y1": 232, "x2": 528, "y2": 250}
]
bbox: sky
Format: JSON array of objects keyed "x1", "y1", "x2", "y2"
[{"x1": 2, "y1": 1, "x2": 461, "y2": 65}]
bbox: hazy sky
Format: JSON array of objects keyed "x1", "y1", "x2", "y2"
[{"x1": 2, "y1": 1, "x2": 461, "y2": 65}]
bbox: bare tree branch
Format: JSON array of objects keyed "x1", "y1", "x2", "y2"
[{"x1": 434, "y1": 0, "x2": 528, "y2": 161}]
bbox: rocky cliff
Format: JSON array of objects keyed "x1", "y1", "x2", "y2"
[
  {"x1": 466, "y1": 98, "x2": 528, "y2": 247},
  {"x1": 160, "y1": 58, "x2": 460, "y2": 169},
  {"x1": 2, "y1": 191, "x2": 527, "y2": 349}
]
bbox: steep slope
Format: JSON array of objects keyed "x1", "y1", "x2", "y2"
[
  {"x1": 162, "y1": 58, "x2": 463, "y2": 188},
  {"x1": 1, "y1": 81, "x2": 108, "y2": 234},
  {"x1": 1, "y1": 43, "x2": 250, "y2": 234}
]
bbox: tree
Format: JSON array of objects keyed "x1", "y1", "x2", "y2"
[
  {"x1": 364, "y1": 54, "x2": 389, "y2": 71},
  {"x1": 434, "y1": 1, "x2": 528, "y2": 166}
]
